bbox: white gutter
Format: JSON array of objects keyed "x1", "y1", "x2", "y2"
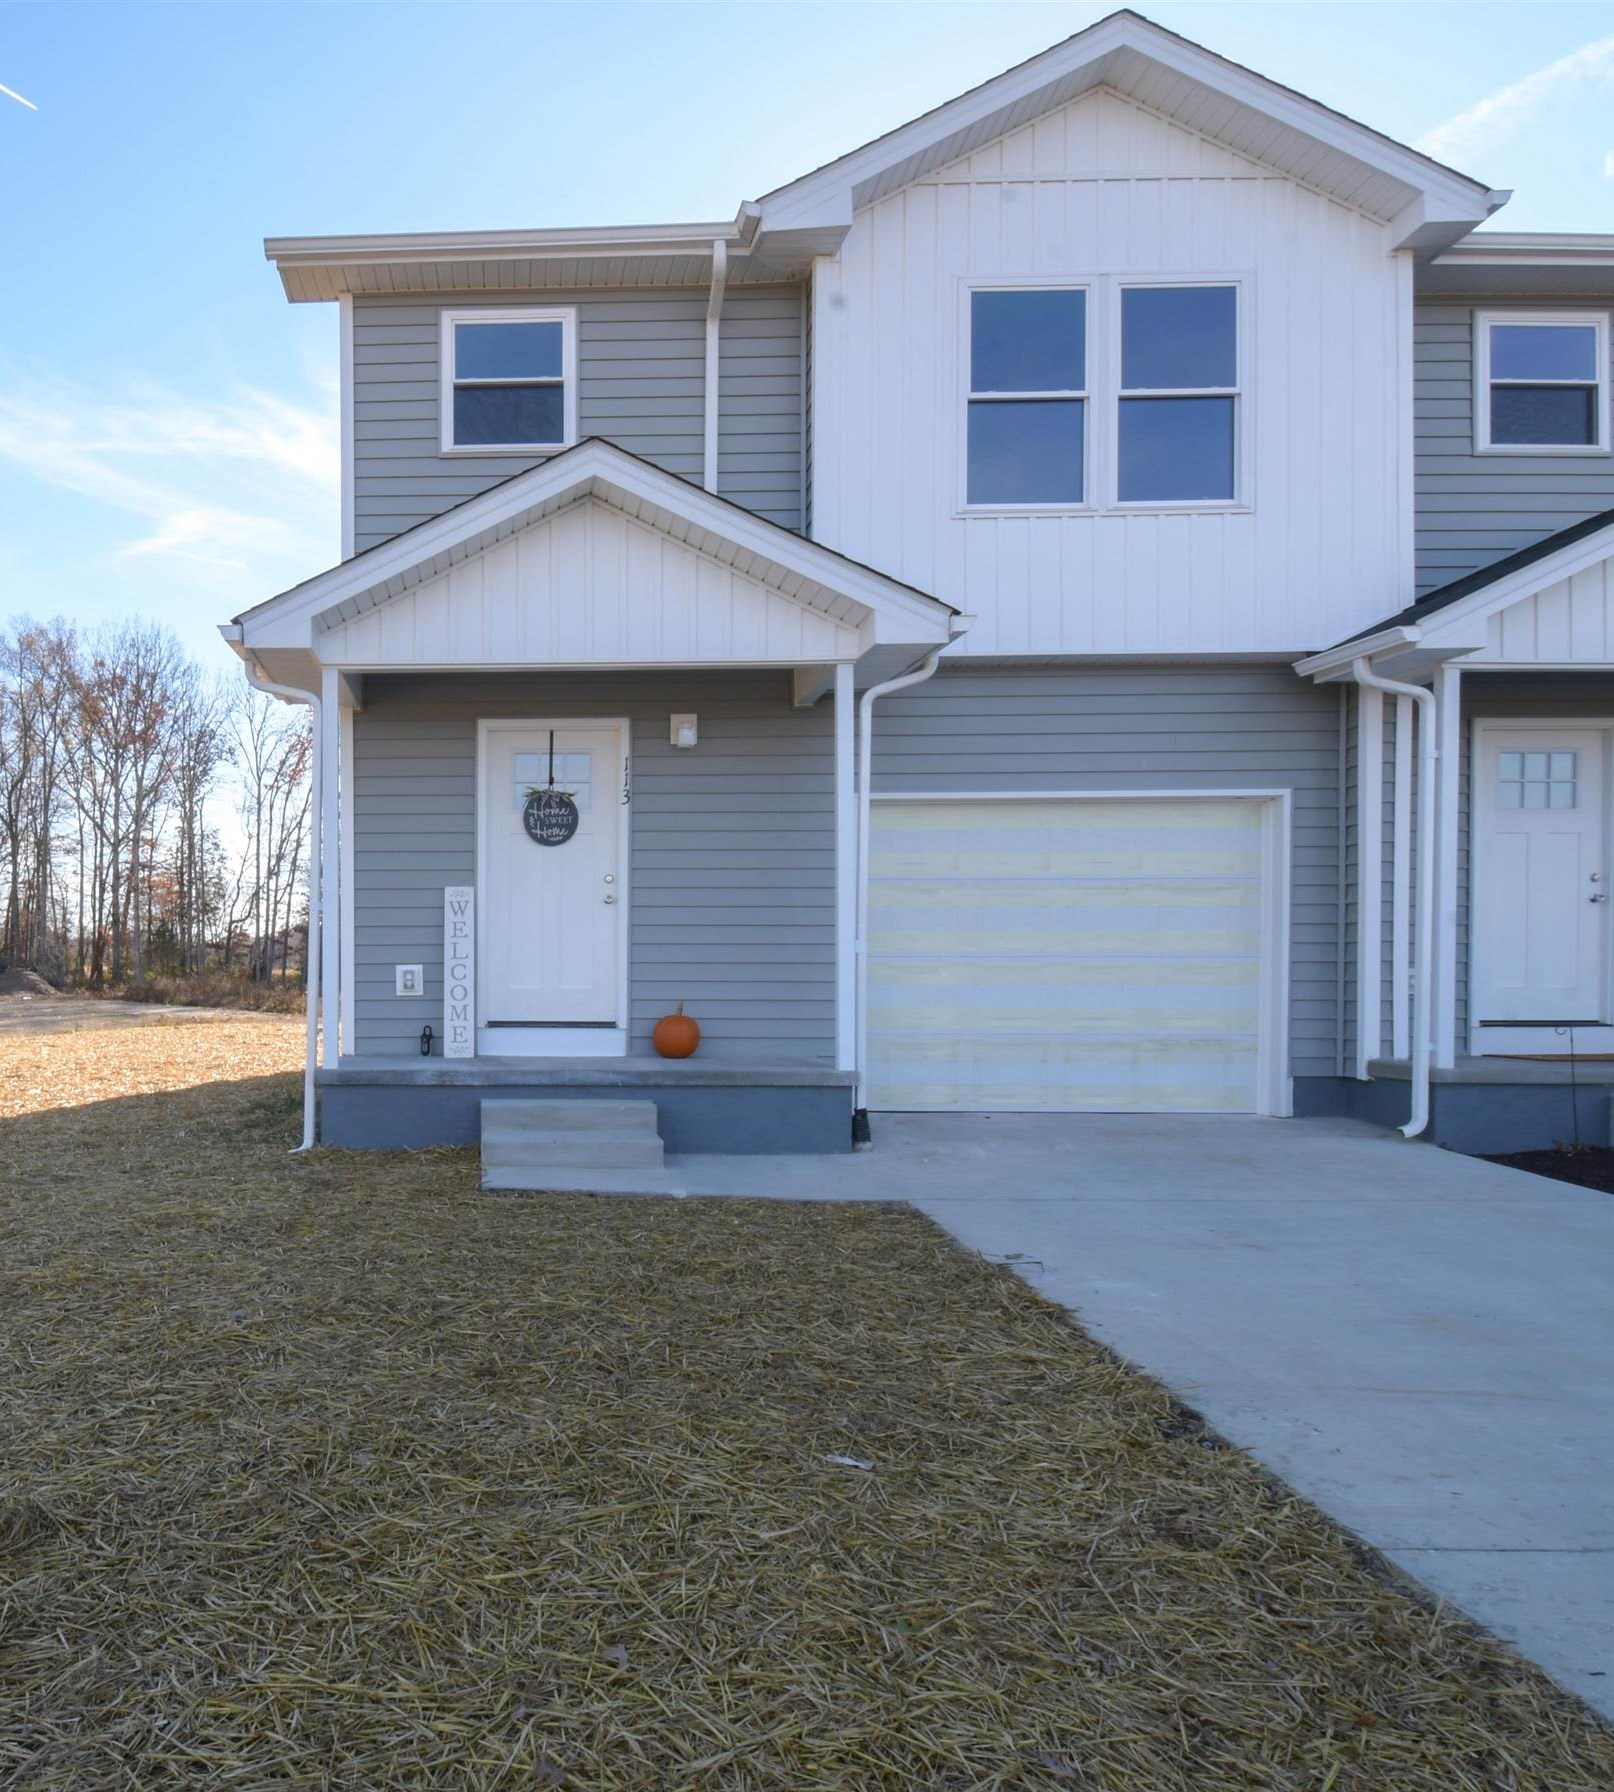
[
  {"x1": 1349, "y1": 656, "x2": 1436, "y2": 1138},
  {"x1": 703, "y1": 239, "x2": 728, "y2": 495},
  {"x1": 853, "y1": 652, "x2": 943, "y2": 1132},
  {"x1": 242, "y1": 656, "x2": 322, "y2": 1154}
]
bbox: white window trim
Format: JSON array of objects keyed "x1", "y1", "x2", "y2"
[
  {"x1": 956, "y1": 275, "x2": 1252, "y2": 518},
  {"x1": 1472, "y1": 309, "x2": 1610, "y2": 457},
  {"x1": 1111, "y1": 278, "x2": 1247, "y2": 511},
  {"x1": 440, "y1": 306, "x2": 579, "y2": 457}
]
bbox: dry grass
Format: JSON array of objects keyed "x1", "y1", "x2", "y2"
[{"x1": 1, "y1": 1021, "x2": 1610, "y2": 1791}]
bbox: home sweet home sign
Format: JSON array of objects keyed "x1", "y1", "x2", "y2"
[{"x1": 443, "y1": 886, "x2": 474, "y2": 1057}]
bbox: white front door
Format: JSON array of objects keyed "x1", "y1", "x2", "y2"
[
  {"x1": 1474, "y1": 729, "x2": 1608, "y2": 1024},
  {"x1": 481, "y1": 723, "x2": 624, "y2": 1033}
]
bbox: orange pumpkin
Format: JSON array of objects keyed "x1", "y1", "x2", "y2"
[{"x1": 652, "y1": 1002, "x2": 701, "y2": 1059}]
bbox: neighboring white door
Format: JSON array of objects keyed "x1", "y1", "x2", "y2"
[
  {"x1": 481, "y1": 724, "x2": 623, "y2": 1027},
  {"x1": 866, "y1": 797, "x2": 1270, "y2": 1113},
  {"x1": 1474, "y1": 729, "x2": 1608, "y2": 1024}
]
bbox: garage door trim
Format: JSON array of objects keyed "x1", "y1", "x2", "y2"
[{"x1": 866, "y1": 788, "x2": 1293, "y2": 1117}]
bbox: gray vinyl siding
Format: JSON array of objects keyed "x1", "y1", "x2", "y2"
[
  {"x1": 350, "y1": 671, "x2": 832, "y2": 1061},
  {"x1": 352, "y1": 286, "x2": 804, "y2": 554},
  {"x1": 1342, "y1": 691, "x2": 1359, "y2": 1072},
  {"x1": 717, "y1": 288, "x2": 803, "y2": 532},
  {"x1": 866, "y1": 664, "x2": 1344, "y2": 1079},
  {"x1": 1414, "y1": 297, "x2": 1614, "y2": 596},
  {"x1": 802, "y1": 277, "x2": 814, "y2": 538}
]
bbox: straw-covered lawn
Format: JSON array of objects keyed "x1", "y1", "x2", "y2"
[{"x1": 1, "y1": 1022, "x2": 1609, "y2": 1791}]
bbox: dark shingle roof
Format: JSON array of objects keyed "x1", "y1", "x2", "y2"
[{"x1": 1343, "y1": 504, "x2": 1614, "y2": 645}]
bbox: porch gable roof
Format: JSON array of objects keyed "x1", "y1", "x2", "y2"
[
  {"x1": 1297, "y1": 507, "x2": 1614, "y2": 680},
  {"x1": 228, "y1": 439, "x2": 963, "y2": 669}
]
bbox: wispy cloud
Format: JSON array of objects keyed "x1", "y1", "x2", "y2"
[
  {"x1": 1417, "y1": 34, "x2": 1614, "y2": 168},
  {"x1": 0, "y1": 374, "x2": 337, "y2": 590}
]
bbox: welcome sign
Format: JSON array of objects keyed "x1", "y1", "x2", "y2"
[{"x1": 443, "y1": 886, "x2": 475, "y2": 1058}]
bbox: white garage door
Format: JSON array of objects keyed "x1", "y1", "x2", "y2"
[{"x1": 867, "y1": 797, "x2": 1270, "y2": 1113}]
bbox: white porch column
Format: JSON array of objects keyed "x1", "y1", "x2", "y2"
[
  {"x1": 319, "y1": 666, "x2": 341, "y2": 1070},
  {"x1": 1354, "y1": 682, "x2": 1384, "y2": 1078},
  {"x1": 1432, "y1": 662, "x2": 1463, "y2": 1068},
  {"x1": 833, "y1": 662, "x2": 856, "y2": 1072},
  {"x1": 1390, "y1": 693, "x2": 1413, "y2": 1059},
  {"x1": 339, "y1": 703, "x2": 356, "y2": 1057}
]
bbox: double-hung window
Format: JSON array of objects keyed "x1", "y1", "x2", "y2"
[
  {"x1": 963, "y1": 280, "x2": 1241, "y2": 509},
  {"x1": 1117, "y1": 284, "x2": 1238, "y2": 503},
  {"x1": 966, "y1": 288, "x2": 1087, "y2": 505},
  {"x1": 1475, "y1": 312, "x2": 1608, "y2": 453},
  {"x1": 441, "y1": 307, "x2": 577, "y2": 453}
]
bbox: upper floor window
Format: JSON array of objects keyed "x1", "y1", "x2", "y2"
[
  {"x1": 1118, "y1": 284, "x2": 1238, "y2": 503},
  {"x1": 966, "y1": 288, "x2": 1087, "y2": 505},
  {"x1": 962, "y1": 279, "x2": 1241, "y2": 510},
  {"x1": 440, "y1": 307, "x2": 577, "y2": 454},
  {"x1": 1475, "y1": 312, "x2": 1609, "y2": 454}
]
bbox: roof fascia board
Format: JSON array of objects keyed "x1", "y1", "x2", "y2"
[
  {"x1": 238, "y1": 444, "x2": 954, "y2": 650},
  {"x1": 759, "y1": 13, "x2": 1495, "y2": 237},
  {"x1": 264, "y1": 209, "x2": 761, "y2": 282},
  {"x1": 1294, "y1": 626, "x2": 1421, "y2": 680}
]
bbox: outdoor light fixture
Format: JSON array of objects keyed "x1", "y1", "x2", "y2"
[{"x1": 671, "y1": 714, "x2": 698, "y2": 749}]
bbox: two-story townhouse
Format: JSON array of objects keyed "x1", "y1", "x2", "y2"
[{"x1": 226, "y1": 11, "x2": 1614, "y2": 1159}]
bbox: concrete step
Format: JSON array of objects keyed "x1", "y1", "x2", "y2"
[
  {"x1": 478, "y1": 1097, "x2": 667, "y2": 1189},
  {"x1": 482, "y1": 1165, "x2": 691, "y2": 1196},
  {"x1": 479, "y1": 1098, "x2": 660, "y2": 1135},
  {"x1": 480, "y1": 1131, "x2": 666, "y2": 1170}
]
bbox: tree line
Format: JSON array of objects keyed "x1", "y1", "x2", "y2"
[{"x1": 0, "y1": 617, "x2": 312, "y2": 995}]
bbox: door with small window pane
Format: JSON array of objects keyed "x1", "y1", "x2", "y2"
[{"x1": 1474, "y1": 729, "x2": 1608, "y2": 1024}]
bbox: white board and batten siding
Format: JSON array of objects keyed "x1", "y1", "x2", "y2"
[
  {"x1": 867, "y1": 796, "x2": 1276, "y2": 1112},
  {"x1": 809, "y1": 86, "x2": 1407, "y2": 656},
  {"x1": 319, "y1": 500, "x2": 863, "y2": 668},
  {"x1": 1464, "y1": 554, "x2": 1614, "y2": 664}
]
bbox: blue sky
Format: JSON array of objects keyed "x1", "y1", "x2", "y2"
[{"x1": 3, "y1": 0, "x2": 1613, "y2": 670}]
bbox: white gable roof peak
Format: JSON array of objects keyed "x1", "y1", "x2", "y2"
[
  {"x1": 231, "y1": 438, "x2": 961, "y2": 664},
  {"x1": 756, "y1": 10, "x2": 1505, "y2": 256}
]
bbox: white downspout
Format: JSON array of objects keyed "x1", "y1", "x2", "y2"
[
  {"x1": 242, "y1": 656, "x2": 322, "y2": 1154},
  {"x1": 702, "y1": 239, "x2": 727, "y2": 495},
  {"x1": 853, "y1": 652, "x2": 942, "y2": 1136},
  {"x1": 1350, "y1": 656, "x2": 1435, "y2": 1139}
]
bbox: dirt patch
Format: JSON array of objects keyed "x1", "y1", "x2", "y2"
[
  {"x1": 2, "y1": 1021, "x2": 1612, "y2": 1789},
  {"x1": 0, "y1": 966, "x2": 60, "y2": 998},
  {"x1": 1484, "y1": 1146, "x2": 1614, "y2": 1195}
]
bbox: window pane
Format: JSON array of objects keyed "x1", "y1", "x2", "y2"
[
  {"x1": 970, "y1": 290, "x2": 1085, "y2": 393},
  {"x1": 1551, "y1": 753, "x2": 1577, "y2": 780},
  {"x1": 513, "y1": 750, "x2": 592, "y2": 813},
  {"x1": 455, "y1": 320, "x2": 564, "y2": 381},
  {"x1": 1122, "y1": 286, "x2": 1237, "y2": 390},
  {"x1": 1491, "y1": 385, "x2": 1595, "y2": 446},
  {"x1": 1498, "y1": 752, "x2": 1523, "y2": 781},
  {"x1": 1490, "y1": 323, "x2": 1597, "y2": 383},
  {"x1": 1524, "y1": 752, "x2": 1549, "y2": 780},
  {"x1": 1118, "y1": 397, "x2": 1234, "y2": 501},
  {"x1": 966, "y1": 400, "x2": 1083, "y2": 504},
  {"x1": 454, "y1": 384, "x2": 565, "y2": 446}
]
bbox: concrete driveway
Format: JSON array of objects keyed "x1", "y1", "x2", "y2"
[{"x1": 666, "y1": 1114, "x2": 1614, "y2": 1718}]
